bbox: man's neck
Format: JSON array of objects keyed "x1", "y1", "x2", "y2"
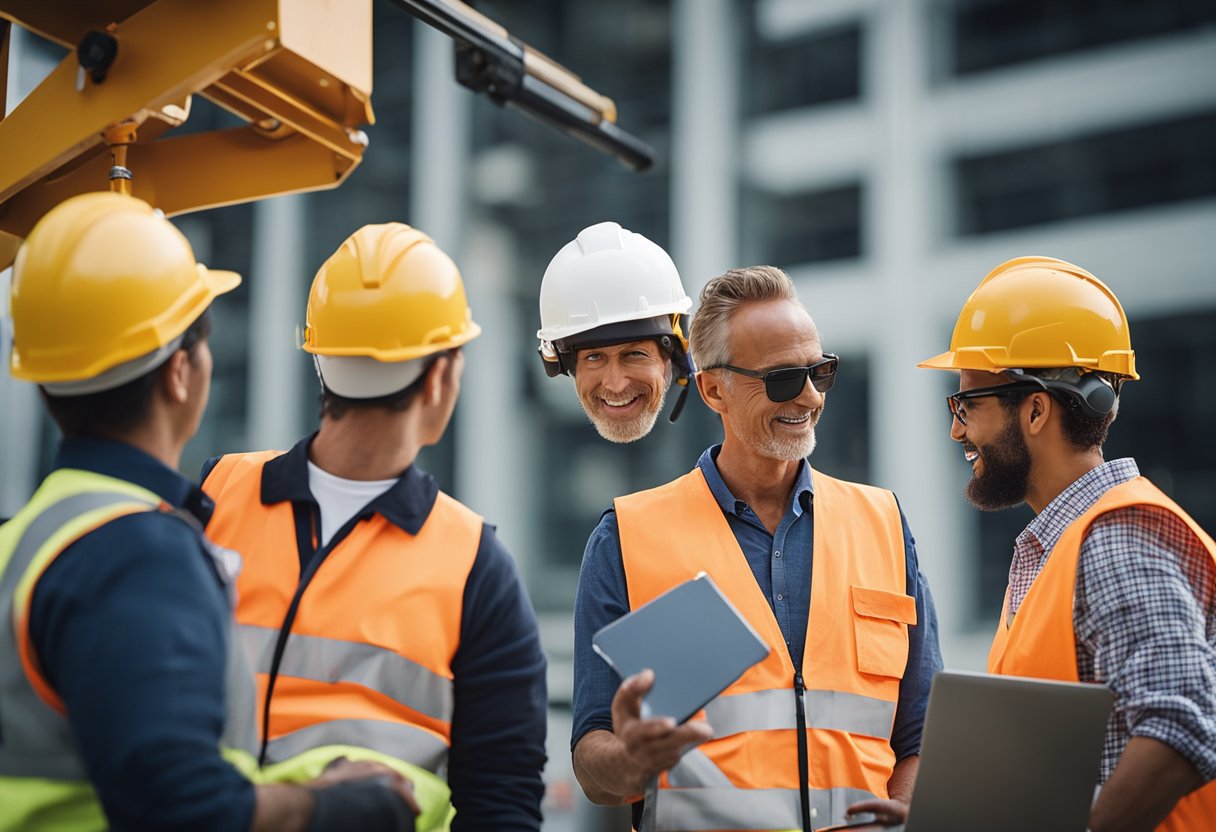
[
  {"x1": 310, "y1": 411, "x2": 420, "y2": 481},
  {"x1": 113, "y1": 423, "x2": 184, "y2": 472},
  {"x1": 715, "y1": 437, "x2": 802, "y2": 534},
  {"x1": 1025, "y1": 447, "x2": 1106, "y2": 514}
]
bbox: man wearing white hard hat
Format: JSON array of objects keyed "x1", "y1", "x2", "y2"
[{"x1": 537, "y1": 221, "x2": 694, "y2": 443}]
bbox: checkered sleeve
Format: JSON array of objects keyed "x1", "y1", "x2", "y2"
[{"x1": 1075, "y1": 506, "x2": 1216, "y2": 782}]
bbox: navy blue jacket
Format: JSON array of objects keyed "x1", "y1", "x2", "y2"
[{"x1": 30, "y1": 437, "x2": 256, "y2": 830}]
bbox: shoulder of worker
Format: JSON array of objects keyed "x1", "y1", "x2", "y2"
[{"x1": 200, "y1": 439, "x2": 300, "y2": 493}]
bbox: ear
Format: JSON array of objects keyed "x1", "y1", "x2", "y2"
[
  {"x1": 1024, "y1": 391, "x2": 1052, "y2": 436},
  {"x1": 696, "y1": 370, "x2": 727, "y2": 417},
  {"x1": 160, "y1": 349, "x2": 192, "y2": 405},
  {"x1": 421, "y1": 354, "x2": 449, "y2": 408}
]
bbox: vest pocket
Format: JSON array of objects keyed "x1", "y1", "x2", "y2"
[{"x1": 850, "y1": 586, "x2": 917, "y2": 678}]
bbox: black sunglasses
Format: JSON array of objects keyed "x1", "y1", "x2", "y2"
[
  {"x1": 709, "y1": 354, "x2": 840, "y2": 402},
  {"x1": 946, "y1": 381, "x2": 1042, "y2": 426}
]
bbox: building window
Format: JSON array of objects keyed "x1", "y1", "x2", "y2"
[
  {"x1": 949, "y1": 0, "x2": 1216, "y2": 77},
  {"x1": 747, "y1": 24, "x2": 864, "y2": 115},
  {"x1": 743, "y1": 183, "x2": 864, "y2": 266},
  {"x1": 954, "y1": 111, "x2": 1216, "y2": 235}
]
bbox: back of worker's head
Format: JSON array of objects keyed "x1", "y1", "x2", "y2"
[
  {"x1": 537, "y1": 221, "x2": 693, "y2": 381},
  {"x1": 918, "y1": 255, "x2": 1138, "y2": 450},
  {"x1": 303, "y1": 223, "x2": 480, "y2": 428},
  {"x1": 689, "y1": 265, "x2": 800, "y2": 373},
  {"x1": 9, "y1": 192, "x2": 240, "y2": 439}
]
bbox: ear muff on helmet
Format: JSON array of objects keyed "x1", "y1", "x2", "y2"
[{"x1": 1004, "y1": 369, "x2": 1118, "y2": 420}]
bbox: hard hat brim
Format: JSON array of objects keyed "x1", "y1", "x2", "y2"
[
  {"x1": 917, "y1": 351, "x2": 963, "y2": 371},
  {"x1": 203, "y1": 267, "x2": 242, "y2": 298}
]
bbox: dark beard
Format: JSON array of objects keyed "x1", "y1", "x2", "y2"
[{"x1": 966, "y1": 414, "x2": 1031, "y2": 511}]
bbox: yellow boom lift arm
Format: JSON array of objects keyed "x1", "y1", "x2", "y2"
[{"x1": 0, "y1": 0, "x2": 654, "y2": 269}]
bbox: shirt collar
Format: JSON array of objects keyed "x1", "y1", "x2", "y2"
[
  {"x1": 260, "y1": 433, "x2": 439, "y2": 535},
  {"x1": 695, "y1": 444, "x2": 814, "y2": 518},
  {"x1": 53, "y1": 436, "x2": 214, "y2": 524},
  {"x1": 1019, "y1": 457, "x2": 1141, "y2": 554}
]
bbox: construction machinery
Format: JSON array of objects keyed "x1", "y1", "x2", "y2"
[{"x1": 0, "y1": 0, "x2": 655, "y2": 270}]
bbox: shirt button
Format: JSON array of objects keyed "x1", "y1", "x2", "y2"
[
  {"x1": 776, "y1": 593, "x2": 784, "y2": 601},
  {"x1": 774, "y1": 550, "x2": 781, "y2": 559}
]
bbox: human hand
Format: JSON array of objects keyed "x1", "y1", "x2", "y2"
[
  {"x1": 309, "y1": 756, "x2": 420, "y2": 817},
  {"x1": 841, "y1": 797, "x2": 909, "y2": 827},
  {"x1": 611, "y1": 668, "x2": 714, "y2": 778}
]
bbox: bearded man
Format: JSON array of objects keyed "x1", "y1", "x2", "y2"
[
  {"x1": 570, "y1": 265, "x2": 942, "y2": 831},
  {"x1": 920, "y1": 256, "x2": 1216, "y2": 831}
]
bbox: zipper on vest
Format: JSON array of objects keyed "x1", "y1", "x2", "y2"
[{"x1": 794, "y1": 671, "x2": 811, "y2": 832}]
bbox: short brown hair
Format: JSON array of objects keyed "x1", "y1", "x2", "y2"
[{"x1": 689, "y1": 265, "x2": 799, "y2": 370}]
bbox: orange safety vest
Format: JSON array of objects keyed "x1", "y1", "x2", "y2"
[
  {"x1": 616, "y1": 467, "x2": 916, "y2": 832},
  {"x1": 988, "y1": 477, "x2": 1216, "y2": 832},
  {"x1": 203, "y1": 451, "x2": 482, "y2": 774}
]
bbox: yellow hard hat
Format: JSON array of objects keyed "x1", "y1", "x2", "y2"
[
  {"x1": 9, "y1": 192, "x2": 241, "y2": 388},
  {"x1": 303, "y1": 223, "x2": 481, "y2": 361},
  {"x1": 918, "y1": 256, "x2": 1138, "y2": 379}
]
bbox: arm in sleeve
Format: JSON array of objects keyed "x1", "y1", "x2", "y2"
[
  {"x1": 447, "y1": 523, "x2": 548, "y2": 831},
  {"x1": 890, "y1": 505, "x2": 944, "y2": 761},
  {"x1": 1077, "y1": 507, "x2": 1216, "y2": 782},
  {"x1": 30, "y1": 513, "x2": 256, "y2": 832},
  {"x1": 571, "y1": 511, "x2": 632, "y2": 752}
]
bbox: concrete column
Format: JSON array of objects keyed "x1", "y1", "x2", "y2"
[
  {"x1": 869, "y1": 0, "x2": 974, "y2": 663},
  {"x1": 247, "y1": 195, "x2": 308, "y2": 450},
  {"x1": 408, "y1": 22, "x2": 538, "y2": 572},
  {"x1": 671, "y1": 0, "x2": 739, "y2": 297}
]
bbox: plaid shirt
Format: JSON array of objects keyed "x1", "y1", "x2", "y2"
[{"x1": 1008, "y1": 458, "x2": 1216, "y2": 783}]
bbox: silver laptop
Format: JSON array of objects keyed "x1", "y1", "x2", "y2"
[{"x1": 899, "y1": 670, "x2": 1112, "y2": 832}]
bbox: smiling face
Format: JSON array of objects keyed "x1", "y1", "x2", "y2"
[
  {"x1": 952, "y1": 370, "x2": 1033, "y2": 510},
  {"x1": 713, "y1": 299, "x2": 825, "y2": 461},
  {"x1": 573, "y1": 339, "x2": 671, "y2": 443}
]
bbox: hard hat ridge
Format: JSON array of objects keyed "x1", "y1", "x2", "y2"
[
  {"x1": 304, "y1": 222, "x2": 480, "y2": 397},
  {"x1": 918, "y1": 255, "x2": 1138, "y2": 381},
  {"x1": 8, "y1": 192, "x2": 241, "y2": 391}
]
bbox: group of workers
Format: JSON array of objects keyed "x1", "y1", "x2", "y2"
[{"x1": 0, "y1": 193, "x2": 1212, "y2": 832}]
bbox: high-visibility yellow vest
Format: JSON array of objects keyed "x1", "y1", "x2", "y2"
[
  {"x1": 616, "y1": 467, "x2": 915, "y2": 831},
  {"x1": 204, "y1": 450, "x2": 483, "y2": 830},
  {"x1": 0, "y1": 469, "x2": 260, "y2": 831},
  {"x1": 989, "y1": 476, "x2": 1216, "y2": 832}
]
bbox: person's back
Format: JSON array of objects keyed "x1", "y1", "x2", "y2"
[
  {"x1": 203, "y1": 223, "x2": 548, "y2": 830},
  {"x1": 0, "y1": 193, "x2": 419, "y2": 832}
]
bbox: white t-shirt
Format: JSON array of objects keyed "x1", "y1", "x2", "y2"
[{"x1": 306, "y1": 461, "x2": 397, "y2": 547}]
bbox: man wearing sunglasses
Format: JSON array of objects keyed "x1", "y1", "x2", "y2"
[
  {"x1": 920, "y1": 256, "x2": 1216, "y2": 831},
  {"x1": 572, "y1": 265, "x2": 942, "y2": 830},
  {"x1": 537, "y1": 222, "x2": 695, "y2": 442}
]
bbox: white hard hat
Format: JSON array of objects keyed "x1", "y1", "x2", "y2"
[
  {"x1": 537, "y1": 221, "x2": 691, "y2": 346},
  {"x1": 536, "y1": 221, "x2": 696, "y2": 421}
]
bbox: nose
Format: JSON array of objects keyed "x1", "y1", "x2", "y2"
[
  {"x1": 950, "y1": 413, "x2": 966, "y2": 442},
  {"x1": 601, "y1": 357, "x2": 630, "y2": 393},
  {"x1": 795, "y1": 374, "x2": 825, "y2": 409}
]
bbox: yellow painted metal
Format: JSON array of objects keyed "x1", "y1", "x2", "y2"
[{"x1": 0, "y1": 0, "x2": 374, "y2": 268}]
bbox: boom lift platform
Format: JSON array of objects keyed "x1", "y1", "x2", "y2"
[{"x1": 0, "y1": 0, "x2": 655, "y2": 269}]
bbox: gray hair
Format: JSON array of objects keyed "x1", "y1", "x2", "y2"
[{"x1": 690, "y1": 265, "x2": 800, "y2": 371}]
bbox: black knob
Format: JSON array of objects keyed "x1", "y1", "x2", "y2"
[{"x1": 77, "y1": 30, "x2": 119, "y2": 84}]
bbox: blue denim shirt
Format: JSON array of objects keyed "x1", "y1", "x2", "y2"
[{"x1": 572, "y1": 445, "x2": 943, "y2": 762}]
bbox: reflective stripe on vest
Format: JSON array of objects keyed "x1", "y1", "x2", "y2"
[
  {"x1": 204, "y1": 451, "x2": 482, "y2": 779},
  {"x1": 240, "y1": 624, "x2": 454, "y2": 723},
  {"x1": 703, "y1": 688, "x2": 897, "y2": 741},
  {"x1": 987, "y1": 476, "x2": 1216, "y2": 832},
  {"x1": 263, "y1": 718, "x2": 450, "y2": 773},
  {"x1": 650, "y1": 785, "x2": 876, "y2": 832},
  {"x1": 616, "y1": 467, "x2": 911, "y2": 829},
  {"x1": 0, "y1": 469, "x2": 260, "y2": 829}
]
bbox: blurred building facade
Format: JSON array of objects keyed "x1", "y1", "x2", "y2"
[{"x1": 2, "y1": 1, "x2": 1214, "y2": 828}]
